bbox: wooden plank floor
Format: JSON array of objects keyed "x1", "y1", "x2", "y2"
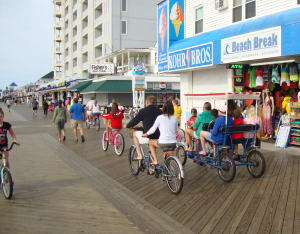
[{"x1": 8, "y1": 104, "x2": 300, "y2": 233}]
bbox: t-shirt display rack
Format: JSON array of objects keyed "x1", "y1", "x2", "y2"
[{"x1": 289, "y1": 102, "x2": 300, "y2": 147}]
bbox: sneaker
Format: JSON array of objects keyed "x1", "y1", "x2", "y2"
[{"x1": 81, "y1": 135, "x2": 85, "y2": 142}]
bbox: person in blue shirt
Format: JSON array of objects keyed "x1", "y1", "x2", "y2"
[
  {"x1": 69, "y1": 98, "x2": 86, "y2": 142},
  {"x1": 199, "y1": 103, "x2": 233, "y2": 156}
]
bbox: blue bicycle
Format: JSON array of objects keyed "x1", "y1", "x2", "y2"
[{"x1": 86, "y1": 115, "x2": 100, "y2": 131}]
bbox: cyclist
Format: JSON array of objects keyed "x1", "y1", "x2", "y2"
[
  {"x1": 142, "y1": 100, "x2": 177, "y2": 166},
  {"x1": 124, "y1": 96, "x2": 162, "y2": 161},
  {"x1": 85, "y1": 97, "x2": 94, "y2": 124},
  {"x1": 102, "y1": 102, "x2": 123, "y2": 141},
  {"x1": 0, "y1": 108, "x2": 19, "y2": 169},
  {"x1": 89, "y1": 100, "x2": 101, "y2": 123}
]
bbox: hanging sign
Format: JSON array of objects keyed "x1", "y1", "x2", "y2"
[{"x1": 160, "y1": 82, "x2": 166, "y2": 90}]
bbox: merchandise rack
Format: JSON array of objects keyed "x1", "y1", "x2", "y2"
[{"x1": 289, "y1": 103, "x2": 300, "y2": 146}]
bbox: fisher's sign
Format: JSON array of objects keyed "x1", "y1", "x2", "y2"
[
  {"x1": 90, "y1": 63, "x2": 114, "y2": 74},
  {"x1": 168, "y1": 43, "x2": 213, "y2": 71},
  {"x1": 221, "y1": 26, "x2": 281, "y2": 63}
]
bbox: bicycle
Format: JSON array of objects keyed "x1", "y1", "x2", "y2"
[
  {"x1": 128, "y1": 143, "x2": 184, "y2": 194},
  {"x1": 0, "y1": 142, "x2": 19, "y2": 199},
  {"x1": 86, "y1": 115, "x2": 100, "y2": 131},
  {"x1": 102, "y1": 128, "x2": 125, "y2": 156},
  {"x1": 176, "y1": 128, "x2": 185, "y2": 143}
]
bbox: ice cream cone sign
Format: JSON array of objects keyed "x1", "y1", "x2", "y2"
[
  {"x1": 159, "y1": 9, "x2": 167, "y2": 51},
  {"x1": 186, "y1": 49, "x2": 190, "y2": 67},
  {"x1": 170, "y1": 2, "x2": 183, "y2": 37}
]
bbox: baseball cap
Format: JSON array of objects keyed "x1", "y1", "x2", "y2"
[{"x1": 218, "y1": 104, "x2": 227, "y2": 113}]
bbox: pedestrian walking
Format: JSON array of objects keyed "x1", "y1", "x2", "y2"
[
  {"x1": 69, "y1": 98, "x2": 85, "y2": 142},
  {"x1": 32, "y1": 98, "x2": 38, "y2": 115},
  {"x1": 6, "y1": 99, "x2": 12, "y2": 112},
  {"x1": 53, "y1": 100, "x2": 67, "y2": 142},
  {"x1": 43, "y1": 100, "x2": 49, "y2": 116}
]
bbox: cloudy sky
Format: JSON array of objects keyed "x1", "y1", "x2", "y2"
[{"x1": 0, "y1": 0, "x2": 54, "y2": 91}]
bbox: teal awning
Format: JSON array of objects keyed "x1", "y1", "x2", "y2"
[
  {"x1": 80, "y1": 80, "x2": 132, "y2": 93},
  {"x1": 69, "y1": 80, "x2": 92, "y2": 92}
]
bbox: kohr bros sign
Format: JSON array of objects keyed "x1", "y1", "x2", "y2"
[{"x1": 221, "y1": 26, "x2": 281, "y2": 63}]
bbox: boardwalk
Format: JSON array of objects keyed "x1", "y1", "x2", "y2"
[{"x1": 1, "y1": 103, "x2": 300, "y2": 233}]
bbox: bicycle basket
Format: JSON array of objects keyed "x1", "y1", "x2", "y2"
[{"x1": 129, "y1": 127, "x2": 144, "y2": 138}]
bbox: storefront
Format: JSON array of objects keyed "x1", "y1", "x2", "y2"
[{"x1": 158, "y1": 4, "x2": 300, "y2": 146}]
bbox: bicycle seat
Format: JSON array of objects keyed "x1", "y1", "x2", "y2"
[{"x1": 162, "y1": 147, "x2": 176, "y2": 152}]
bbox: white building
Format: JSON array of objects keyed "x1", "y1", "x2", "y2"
[
  {"x1": 157, "y1": 0, "x2": 300, "y2": 127},
  {"x1": 53, "y1": 0, "x2": 159, "y2": 80}
]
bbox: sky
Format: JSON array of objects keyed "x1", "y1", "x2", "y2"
[{"x1": 0, "y1": 0, "x2": 54, "y2": 91}]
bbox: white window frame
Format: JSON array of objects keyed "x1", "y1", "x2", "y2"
[
  {"x1": 232, "y1": 0, "x2": 256, "y2": 24},
  {"x1": 166, "y1": 83, "x2": 172, "y2": 90},
  {"x1": 147, "y1": 82, "x2": 153, "y2": 89},
  {"x1": 154, "y1": 83, "x2": 159, "y2": 89},
  {"x1": 121, "y1": 0, "x2": 127, "y2": 12},
  {"x1": 194, "y1": 5, "x2": 203, "y2": 35},
  {"x1": 121, "y1": 20, "x2": 127, "y2": 35}
]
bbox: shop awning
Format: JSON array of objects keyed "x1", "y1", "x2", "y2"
[
  {"x1": 145, "y1": 89, "x2": 180, "y2": 93},
  {"x1": 80, "y1": 80, "x2": 132, "y2": 93},
  {"x1": 68, "y1": 80, "x2": 92, "y2": 92},
  {"x1": 169, "y1": 7, "x2": 300, "y2": 63}
]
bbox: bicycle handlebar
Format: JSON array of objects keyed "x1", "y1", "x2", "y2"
[{"x1": 0, "y1": 142, "x2": 20, "y2": 152}]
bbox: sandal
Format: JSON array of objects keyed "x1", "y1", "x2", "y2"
[
  {"x1": 63, "y1": 136, "x2": 66, "y2": 141},
  {"x1": 73, "y1": 139, "x2": 78, "y2": 142},
  {"x1": 233, "y1": 155, "x2": 239, "y2": 160}
]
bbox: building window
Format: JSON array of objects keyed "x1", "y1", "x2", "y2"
[
  {"x1": 166, "y1": 83, "x2": 172, "y2": 90},
  {"x1": 121, "y1": 20, "x2": 127, "y2": 34},
  {"x1": 298, "y1": 0, "x2": 300, "y2": 4},
  {"x1": 154, "y1": 83, "x2": 159, "y2": 89},
  {"x1": 147, "y1": 83, "x2": 153, "y2": 89},
  {"x1": 121, "y1": 0, "x2": 127, "y2": 12},
  {"x1": 233, "y1": 0, "x2": 255, "y2": 23},
  {"x1": 245, "y1": 0, "x2": 255, "y2": 19},
  {"x1": 65, "y1": 62, "x2": 69, "y2": 70},
  {"x1": 195, "y1": 7, "x2": 203, "y2": 34},
  {"x1": 233, "y1": 0, "x2": 242, "y2": 23},
  {"x1": 155, "y1": 53, "x2": 157, "y2": 64}
]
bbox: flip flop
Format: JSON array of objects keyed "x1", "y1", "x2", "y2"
[
  {"x1": 73, "y1": 139, "x2": 78, "y2": 142},
  {"x1": 63, "y1": 136, "x2": 66, "y2": 141},
  {"x1": 185, "y1": 149, "x2": 193, "y2": 152}
]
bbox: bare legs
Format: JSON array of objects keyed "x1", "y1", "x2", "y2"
[
  {"x1": 149, "y1": 139, "x2": 159, "y2": 165},
  {"x1": 184, "y1": 128, "x2": 195, "y2": 151},
  {"x1": 133, "y1": 132, "x2": 143, "y2": 160}
]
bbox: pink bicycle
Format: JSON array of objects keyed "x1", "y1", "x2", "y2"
[
  {"x1": 176, "y1": 128, "x2": 185, "y2": 143},
  {"x1": 102, "y1": 128, "x2": 125, "y2": 156}
]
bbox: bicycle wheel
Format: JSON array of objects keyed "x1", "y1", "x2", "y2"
[
  {"x1": 128, "y1": 146, "x2": 140, "y2": 175},
  {"x1": 2, "y1": 168, "x2": 13, "y2": 199},
  {"x1": 217, "y1": 153, "x2": 236, "y2": 182},
  {"x1": 247, "y1": 150, "x2": 266, "y2": 178},
  {"x1": 177, "y1": 128, "x2": 185, "y2": 141},
  {"x1": 114, "y1": 133, "x2": 125, "y2": 156},
  {"x1": 165, "y1": 157, "x2": 184, "y2": 195},
  {"x1": 102, "y1": 131, "x2": 109, "y2": 151},
  {"x1": 86, "y1": 121, "x2": 90, "y2": 129},
  {"x1": 95, "y1": 119, "x2": 100, "y2": 131},
  {"x1": 175, "y1": 144, "x2": 187, "y2": 166}
]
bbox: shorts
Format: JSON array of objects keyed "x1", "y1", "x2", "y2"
[
  {"x1": 87, "y1": 111, "x2": 92, "y2": 115},
  {"x1": 157, "y1": 142, "x2": 177, "y2": 149},
  {"x1": 56, "y1": 118, "x2": 66, "y2": 134},
  {"x1": 205, "y1": 132, "x2": 217, "y2": 144},
  {"x1": 135, "y1": 131, "x2": 149, "y2": 144},
  {"x1": 112, "y1": 128, "x2": 121, "y2": 133},
  {"x1": 193, "y1": 131, "x2": 200, "y2": 140},
  {"x1": 71, "y1": 119, "x2": 83, "y2": 129},
  {"x1": 33, "y1": 107, "x2": 37, "y2": 110},
  {"x1": 92, "y1": 113, "x2": 100, "y2": 117},
  {"x1": 232, "y1": 138, "x2": 245, "y2": 144},
  {"x1": 7, "y1": 105, "x2": 11, "y2": 108}
]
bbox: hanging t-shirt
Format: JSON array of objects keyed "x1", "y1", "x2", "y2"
[
  {"x1": 263, "y1": 66, "x2": 271, "y2": 82},
  {"x1": 280, "y1": 65, "x2": 290, "y2": 86},
  {"x1": 271, "y1": 67, "x2": 280, "y2": 83},
  {"x1": 248, "y1": 67, "x2": 257, "y2": 88},
  {"x1": 269, "y1": 82, "x2": 276, "y2": 91},
  {"x1": 256, "y1": 67, "x2": 264, "y2": 86},
  {"x1": 290, "y1": 63, "x2": 299, "y2": 82},
  {"x1": 0, "y1": 122, "x2": 11, "y2": 148}
]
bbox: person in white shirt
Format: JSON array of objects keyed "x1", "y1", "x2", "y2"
[
  {"x1": 142, "y1": 100, "x2": 178, "y2": 166},
  {"x1": 89, "y1": 100, "x2": 101, "y2": 122},
  {"x1": 117, "y1": 103, "x2": 124, "y2": 112},
  {"x1": 85, "y1": 97, "x2": 94, "y2": 123}
]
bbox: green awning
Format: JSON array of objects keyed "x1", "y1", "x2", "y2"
[
  {"x1": 145, "y1": 89, "x2": 180, "y2": 93},
  {"x1": 81, "y1": 80, "x2": 132, "y2": 93},
  {"x1": 69, "y1": 80, "x2": 92, "y2": 92}
]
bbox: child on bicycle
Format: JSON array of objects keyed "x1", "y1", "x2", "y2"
[
  {"x1": 232, "y1": 108, "x2": 244, "y2": 160},
  {"x1": 0, "y1": 108, "x2": 19, "y2": 169},
  {"x1": 102, "y1": 102, "x2": 124, "y2": 141},
  {"x1": 187, "y1": 108, "x2": 197, "y2": 129}
]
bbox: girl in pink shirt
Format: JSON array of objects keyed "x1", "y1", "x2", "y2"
[{"x1": 243, "y1": 105, "x2": 261, "y2": 139}]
